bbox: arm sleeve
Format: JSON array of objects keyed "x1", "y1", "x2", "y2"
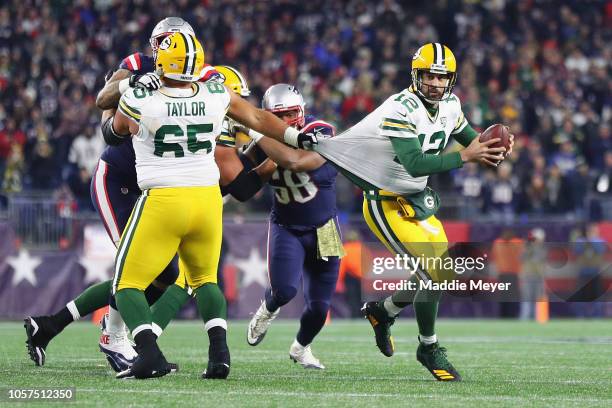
[
  {"x1": 390, "y1": 136, "x2": 463, "y2": 177},
  {"x1": 452, "y1": 119, "x2": 478, "y2": 147},
  {"x1": 220, "y1": 168, "x2": 264, "y2": 202}
]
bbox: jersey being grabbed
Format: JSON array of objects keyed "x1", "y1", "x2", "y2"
[
  {"x1": 117, "y1": 81, "x2": 230, "y2": 190},
  {"x1": 270, "y1": 118, "x2": 337, "y2": 228},
  {"x1": 315, "y1": 89, "x2": 468, "y2": 195}
]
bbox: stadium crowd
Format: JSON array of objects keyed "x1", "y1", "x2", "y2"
[{"x1": 0, "y1": 0, "x2": 610, "y2": 220}]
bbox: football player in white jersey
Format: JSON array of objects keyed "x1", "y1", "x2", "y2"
[
  {"x1": 248, "y1": 42, "x2": 513, "y2": 382},
  {"x1": 105, "y1": 32, "x2": 315, "y2": 380}
]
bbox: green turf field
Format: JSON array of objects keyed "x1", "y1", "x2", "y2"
[{"x1": 0, "y1": 319, "x2": 610, "y2": 407}]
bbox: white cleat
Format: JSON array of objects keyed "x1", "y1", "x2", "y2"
[
  {"x1": 99, "y1": 314, "x2": 138, "y2": 373},
  {"x1": 246, "y1": 300, "x2": 279, "y2": 346},
  {"x1": 289, "y1": 339, "x2": 325, "y2": 370}
]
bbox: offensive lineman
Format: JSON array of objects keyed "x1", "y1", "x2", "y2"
[
  {"x1": 248, "y1": 43, "x2": 513, "y2": 381},
  {"x1": 108, "y1": 32, "x2": 314, "y2": 380},
  {"x1": 24, "y1": 18, "x2": 275, "y2": 373}
]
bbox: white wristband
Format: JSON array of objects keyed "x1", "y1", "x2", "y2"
[
  {"x1": 118, "y1": 78, "x2": 131, "y2": 94},
  {"x1": 283, "y1": 126, "x2": 300, "y2": 147},
  {"x1": 248, "y1": 129, "x2": 264, "y2": 143}
]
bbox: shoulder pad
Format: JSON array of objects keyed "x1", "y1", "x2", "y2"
[
  {"x1": 303, "y1": 119, "x2": 335, "y2": 137},
  {"x1": 119, "y1": 52, "x2": 153, "y2": 73}
]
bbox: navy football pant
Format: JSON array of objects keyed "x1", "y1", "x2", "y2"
[
  {"x1": 90, "y1": 160, "x2": 179, "y2": 309},
  {"x1": 265, "y1": 222, "x2": 339, "y2": 346}
]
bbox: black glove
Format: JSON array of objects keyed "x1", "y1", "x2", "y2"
[
  {"x1": 129, "y1": 72, "x2": 162, "y2": 91},
  {"x1": 297, "y1": 131, "x2": 318, "y2": 149}
]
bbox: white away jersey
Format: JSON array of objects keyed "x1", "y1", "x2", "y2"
[
  {"x1": 118, "y1": 82, "x2": 231, "y2": 190},
  {"x1": 315, "y1": 88, "x2": 467, "y2": 195}
]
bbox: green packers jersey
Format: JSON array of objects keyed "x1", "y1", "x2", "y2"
[{"x1": 315, "y1": 88, "x2": 469, "y2": 195}]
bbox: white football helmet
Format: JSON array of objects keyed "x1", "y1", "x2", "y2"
[
  {"x1": 149, "y1": 17, "x2": 195, "y2": 57},
  {"x1": 262, "y1": 84, "x2": 306, "y2": 128}
]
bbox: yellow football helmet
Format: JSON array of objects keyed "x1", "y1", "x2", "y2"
[
  {"x1": 411, "y1": 42, "x2": 457, "y2": 101},
  {"x1": 155, "y1": 32, "x2": 205, "y2": 82},
  {"x1": 214, "y1": 65, "x2": 250, "y2": 97}
]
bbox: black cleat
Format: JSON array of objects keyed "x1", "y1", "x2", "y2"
[
  {"x1": 24, "y1": 316, "x2": 58, "y2": 366},
  {"x1": 416, "y1": 341, "x2": 462, "y2": 382},
  {"x1": 116, "y1": 347, "x2": 170, "y2": 380},
  {"x1": 361, "y1": 302, "x2": 395, "y2": 357},
  {"x1": 201, "y1": 347, "x2": 230, "y2": 380}
]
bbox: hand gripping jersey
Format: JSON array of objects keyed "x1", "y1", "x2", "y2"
[
  {"x1": 117, "y1": 81, "x2": 230, "y2": 190},
  {"x1": 315, "y1": 89, "x2": 468, "y2": 195},
  {"x1": 216, "y1": 117, "x2": 244, "y2": 148},
  {"x1": 101, "y1": 52, "x2": 219, "y2": 185},
  {"x1": 270, "y1": 117, "x2": 337, "y2": 228}
]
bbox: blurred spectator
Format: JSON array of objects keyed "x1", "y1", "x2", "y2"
[
  {"x1": 491, "y1": 229, "x2": 524, "y2": 319},
  {"x1": 2, "y1": 144, "x2": 24, "y2": 194},
  {"x1": 27, "y1": 136, "x2": 58, "y2": 190},
  {"x1": 571, "y1": 224, "x2": 606, "y2": 318},
  {"x1": 67, "y1": 167, "x2": 95, "y2": 213},
  {"x1": 454, "y1": 162, "x2": 483, "y2": 219},
  {"x1": 336, "y1": 229, "x2": 367, "y2": 318},
  {"x1": 545, "y1": 164, "x2": 572, "y2": 214},
  {"x1": 520, "y1": 228, "x2": 547, "y2": 320},
  {"x1": 68, "y1": 125, "x2": 105, "y2": 176},
  {"x1": 483, "y1": 162, "x2": 516, "y2": 221}
]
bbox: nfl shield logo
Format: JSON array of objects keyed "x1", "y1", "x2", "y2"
[
  {"x1": 441, "y1": 117, "x2": 447, "y2": 127},
  {"x1": 121, "y1": 187, "x2": 129, "y2": 195}
]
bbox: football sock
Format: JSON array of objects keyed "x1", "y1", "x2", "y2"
[
  {"x1": 49, "y1": 306, "x2": 74, "y2": 333},
  {"x1": 115, "y1": 288, "x2": 152, "y2": 334},
  {"x1": 144, "y1": 284, "x2": 165, "y2": 306},
  {"x1": 382, "y1": 274, "x2": 419, "y2": 315},
  {"x1": 73, "y1": 280, "x2": 112, "y2": 318},
  {"x1": 382, "y1": 297, "x2": 404, "y2": 317},
  {"x1": 106, "y1": 304, "x2": 126, "y2": 334},
  {"x1": 195, "y1": 283, "x2": 227, "y2": 322},
  {"x1": 151, "y1": 284, "x2": 191, "y2": 336},
  {"x1": 414, "y1": 288, "x2": 441, "y2": 337},
  {"x1": 419, "y1": 334, "x2": 438, "y2": 345},
  {"x1": 264, "y1": 287, "x2": 283, "y2": 313},
  {"x1": 133, "y1": 329, "x2": 158, "y2": 356},
  {"x1": 206, "y1": 324, "x2": 230, "y2": 366},
  {"x1": 296, "y1": 301, "x2": 328, "y2": 346}
]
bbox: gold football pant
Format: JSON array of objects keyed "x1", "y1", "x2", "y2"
[
  {"x1": 113, "y1": 186, "x2": 222, "y2": 294},
  {"x1": 362, "y1": 197, "x2": 452, "y2": 282}
]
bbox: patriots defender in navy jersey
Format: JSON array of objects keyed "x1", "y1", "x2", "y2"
[{"x1": 246, "y1": 84, "x2": 342, "y2": 370}]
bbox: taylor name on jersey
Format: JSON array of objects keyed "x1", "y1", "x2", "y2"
[{"x1": 117, "y1": 81, "x2": 230, "y2": 190}]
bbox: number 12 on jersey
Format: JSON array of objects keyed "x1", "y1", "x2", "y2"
[{"x1": 154, "y1": 123, "x2": 213, "y2": 158}]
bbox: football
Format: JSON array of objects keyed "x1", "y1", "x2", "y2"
[{"x1": 479, "y1": 123, "x2": 511, "y2": 152}]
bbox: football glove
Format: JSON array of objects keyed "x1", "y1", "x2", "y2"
[
  {"x1": 129, "y1": 72, "x2": 162, "y2": 91},
  {"x1": 297, "y1": 131, "x2": 318, "y2": 150}
]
